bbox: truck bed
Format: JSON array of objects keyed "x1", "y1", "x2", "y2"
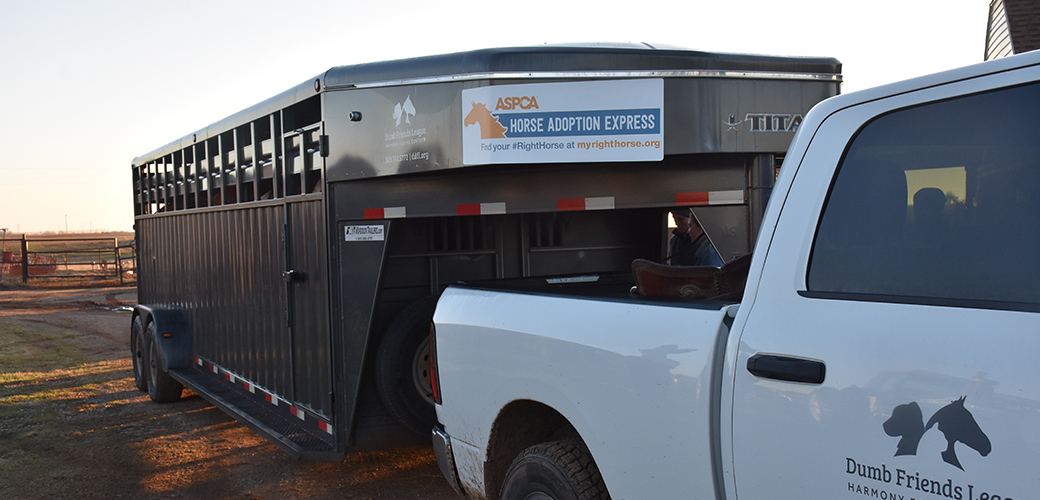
[
  {"x1": 433, "y1": 281, "x2": 738, "y2": 499},
  {"x1": 453, "y1": 271, "x2": 741, "y2": 309}
]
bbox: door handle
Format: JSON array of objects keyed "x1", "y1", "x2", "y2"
[
  {"x1": 282, "y1": 270, "x2": 296, "y2": 283},
  {"x1": 747, "y1": 354, "x2": 826, "y2": 384}
]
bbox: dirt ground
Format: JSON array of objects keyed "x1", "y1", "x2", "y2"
[{"x1": 0, "y1": 283, "x2": 461, "y2": 500}]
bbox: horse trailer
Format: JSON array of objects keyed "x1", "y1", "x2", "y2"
[{"x1": 129, "y1": 44, "x2": 841, "y2": 460}]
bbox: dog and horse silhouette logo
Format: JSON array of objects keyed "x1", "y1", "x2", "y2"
[{"x1": 883, "y1": 396, "x2": 991, "y2": 470}]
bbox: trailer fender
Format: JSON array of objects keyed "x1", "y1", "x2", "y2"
[{"x1": 134, "y1": 305, "x2": 194, "y2": 372}]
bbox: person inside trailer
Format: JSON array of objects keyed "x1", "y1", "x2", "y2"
[
  {"x1": 630, "y1": 208, "x2": 742, "y2": 299},
  {"x1": 667, "y1": 208, "x2": 723, "y2": 267}
]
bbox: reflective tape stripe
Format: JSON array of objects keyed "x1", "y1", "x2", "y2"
[
  {"x1": 319, "y1": 421, "x2": 333, "y2": 435},
  {"x1": 290, "y1": 406, "x2": 305, "y2": 421},
  {"x1": 676, "y1": 190, "x2": 745, "y2": 206},
  {"x1": 363, "y1": 206, "x2": 406, "y2": 219},
  {"x1": 457, "y1": 202, "x2": 506, "y2": 215},
  {"x1": 203, "y1": 358, "x2": 286, "y2": 406},
  {"x1": 709, "y1": 190, "x2": 745, "y2": 205},
  {"x1": 558, "y1": 196, "x2": 615, "y2": 211}
]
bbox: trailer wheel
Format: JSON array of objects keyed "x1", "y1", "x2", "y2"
[
  {"x1": 130, "y1": 316, "x2": 148, "y2": 392},
  {"x1": 145, "y1": 322, "x2": 184, "y2": 403},
  {"x1": 375, "y1": 296, "x2": 438, "y2": 436},
  {"x1": 500, "y1": 441, "x2": 610, "y2": 500}
]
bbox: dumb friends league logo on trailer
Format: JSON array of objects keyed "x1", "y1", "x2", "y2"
[{"x1": 461, "y1": 79, "x2": 664, "y2": 166}]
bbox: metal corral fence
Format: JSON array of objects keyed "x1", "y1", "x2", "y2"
[{"x1": 1, "y1": 235, "x2": 136, "y2": 284}]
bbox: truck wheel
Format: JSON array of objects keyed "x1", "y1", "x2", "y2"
[
  {"x1": 500, "y1": 441, "x2": 611, "y2": 500},
  {"x1": 130, "y1": 316, "x2": 148, "y2": 392},
  {"x1": 145, "y1": 322, "x2": 184, "y2": 403},
  {"x1": 375, "y1": 296, "x2": 438, "y2": 436}
]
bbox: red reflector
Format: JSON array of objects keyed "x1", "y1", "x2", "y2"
[
  {"x1": 429, "y1": 325, "x2": 442, "y2": 405},
  {"x1": 557, "y1": 198, "x2": 586, "y2": 211},
  {"x1": 456, "y1": 203, "x2": 481, "y2": 216},
  {"x1": 675, "y1": 191, "x2": 710, "y2": 205}
]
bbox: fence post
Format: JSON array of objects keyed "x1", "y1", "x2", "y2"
[
  {"x1": 21, "y1": 236, "x2": 28, "y2": 283},
  {"x1": 115, "y1": 238, "x2": 123, "y2": 285}
]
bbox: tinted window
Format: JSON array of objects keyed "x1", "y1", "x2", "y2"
[{"x1": 808, "y1": 82, "x2": 1040, "y2": 306}]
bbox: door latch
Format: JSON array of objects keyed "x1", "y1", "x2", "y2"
[{"x1": 747, "y1": 354, "x2": 826, "y2": 384}]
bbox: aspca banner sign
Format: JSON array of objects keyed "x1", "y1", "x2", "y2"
[{"x1": 462, "y1": 79, "x2": 664, "y2": 165}]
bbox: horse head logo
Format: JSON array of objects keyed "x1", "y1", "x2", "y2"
[
  {"x1": 885, "y1": 396, "x2": 991, "y2": 470},
  {"x1": 463, "y1": 101, "x2": 507, "y2": 139},
  {"x1": 925, "y1": 396, "x2": 992, "y2": 470}
]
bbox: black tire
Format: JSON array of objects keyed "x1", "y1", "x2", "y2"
[
  {"x1": 145, "y1": 322, "x2": 184, "y2": 403},
  {"x1": 130, "y1": 315, "x2": 148, "y2": 392},
  {"x1": 500, "y1": 441, "x2": 611, "y2": 500},
  {"x1": 374, "y1": 296, "x2": 438, "y2": 436}
]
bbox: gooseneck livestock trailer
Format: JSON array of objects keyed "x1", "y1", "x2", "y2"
[{"x1": 129, "y1": 44, "x2": 841, "y2": 460}]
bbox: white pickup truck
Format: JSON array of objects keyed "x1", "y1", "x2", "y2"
[{"x1": 429, "y1": 51, "x2": 1040, "y2": 500}]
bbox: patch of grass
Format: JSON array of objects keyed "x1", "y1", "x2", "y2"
[
  {"x1": 0, "y1": 318, "x2": 148, "y2": 498},
  {"x1": 0, "y1": 318, "x2": 89, "y2": 374}
]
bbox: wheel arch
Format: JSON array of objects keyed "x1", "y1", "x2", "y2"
[
  {"x1": 133, "y1": 305, "x2": 194, "y2": 372},
  {"x1": 483, "y1": 399, "x2": 591, "y2": 500}
]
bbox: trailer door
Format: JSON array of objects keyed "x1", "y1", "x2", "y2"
[{"x1": 283, "y1": 173, "x2": 332, "y2": 418}]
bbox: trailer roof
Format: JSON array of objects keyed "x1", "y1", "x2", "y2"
[
  {"x1": 322, "y1": 43, "x2": 841, "y2": 89},
  {"x1": 133, "y1": 44, "x2": 841, "y2": 165}
]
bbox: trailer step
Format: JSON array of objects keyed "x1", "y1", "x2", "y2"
[{"x1": 170, "y1": 367, "x2": 341, "y2": 461}]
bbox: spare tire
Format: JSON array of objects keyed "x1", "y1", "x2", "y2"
[{"x1": 374, "y1": 296, "x2": 438, "y2": 436}]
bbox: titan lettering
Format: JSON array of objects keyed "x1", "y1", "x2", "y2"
[{"x1": 744, "y1": 113, "x2": 803, "y2": 132}]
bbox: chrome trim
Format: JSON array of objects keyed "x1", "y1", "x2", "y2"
[
  {"x1": 432, "y1": 426, "x2": 465, "y2": 497},
  {"x1": 327, "y1": 69, "x2": 842, "y2": 91}
]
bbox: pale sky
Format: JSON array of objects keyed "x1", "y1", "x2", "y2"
[{"x1": 0, "y1": 0, "x2": 989, "y2": 234}]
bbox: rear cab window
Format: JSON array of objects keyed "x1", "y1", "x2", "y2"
[{"x1": 807, "y1": 82, "x2": 1040, "y2": 310}]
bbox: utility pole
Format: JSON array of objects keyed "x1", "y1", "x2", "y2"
[{"x1": 1, "y1": 228, "x2": 8, "y2": 285}]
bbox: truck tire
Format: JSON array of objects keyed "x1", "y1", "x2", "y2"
[
  {"x1": 374, "y1": 296, "x2": 438, "y2": 436},
  {"x1": 130, "y1": 315, "x2": 148, "y2": 392},
  {"x1": 500, "y1": 441, "x2": 611, "y2": 500},
  {"x1": 145, "y1": 322, "x2": 184, "y2": 403}
]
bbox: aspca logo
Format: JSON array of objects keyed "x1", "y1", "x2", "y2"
[
  {"x1": 884, "y1": 396, "x2": 991, "y2": 470},
  {"x1": 464, "y1": 101, "x2": 508, "y2": 139},
  {"x1": 495, "y1": 96, "x2": 539, "y2": 111}
]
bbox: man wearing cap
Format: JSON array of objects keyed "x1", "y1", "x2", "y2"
[{"x1": 668, "y1": 209, "x2": 723, "y2": 267}]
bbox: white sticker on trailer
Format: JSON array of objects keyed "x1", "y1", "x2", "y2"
[
  {"x1": 344, "y1": 225, "x2": 385, "y2": 241},
  {"x1": 462, "y1": 79, "x2": 664, "y2": 165}
]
